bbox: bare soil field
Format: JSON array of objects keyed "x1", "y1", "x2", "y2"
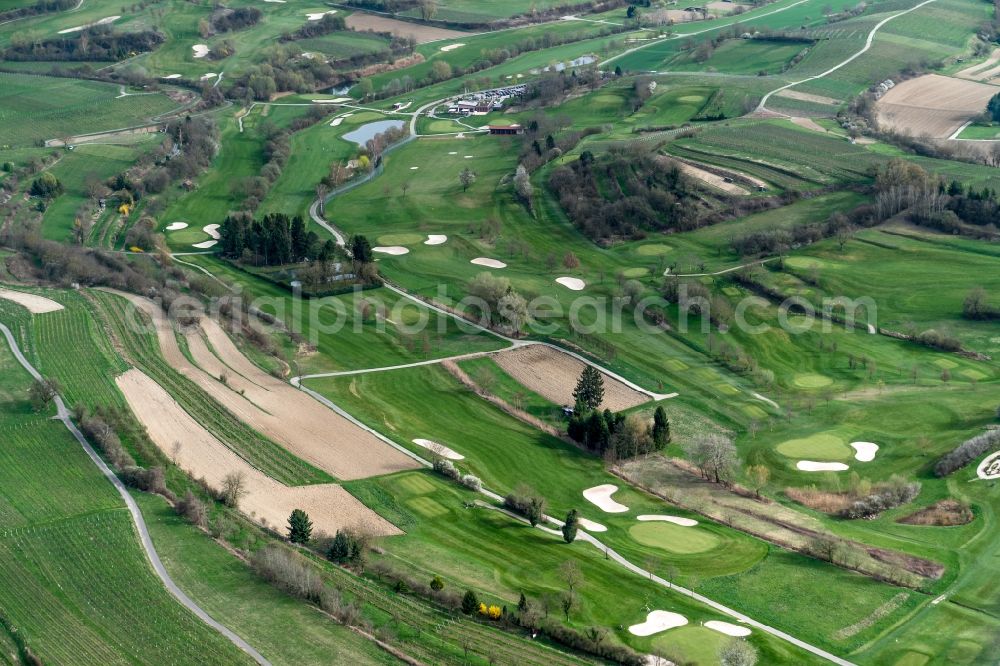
[
  {"x1": 493, "y1": 345, "x2": 649, "y2": 411},
  {"x1": 117, "y1": 369, "x2": 400, "y2": 537},
  {"x1": 345, "y1": 13, "x2": 466, "y2": 43},
  {"x1": 775, "y1": 89, "x2": 840, "y2": 105},
  {"x1": 108, "y1": 290, "x2": 420, "y2": 480},
  {"x1": 876, "y1": 74, "x2": 997, "y2": 139},
  {"x1": 0, "y1": 288, "x2": 64, "y2": 314},
  {"x1": 677, "y1": 162, "x2": 748, "y2": 195}
]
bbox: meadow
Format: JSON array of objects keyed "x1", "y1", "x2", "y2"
[{"x1": 0, "y1": 72, "x2": 178, "y2": 148}]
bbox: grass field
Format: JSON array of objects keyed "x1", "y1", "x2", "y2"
[
  {"x1": 665, "y1": 39, "x2": 807, "y2": 76},
  {"x1": 0, "y1": 72, "x2": 178, "y2": 148}
]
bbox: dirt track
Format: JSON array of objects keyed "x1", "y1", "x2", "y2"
[
  {"x1": 876, "y1": 74, "x2": 997, "y2": 139},
  {"x1": 117, "y1": 368, "x2": 399, "y2": 537},
  {"x1": 109, "y1": 290, "x2": 419, "y2": 480},
  {"x1": 493, "y1": 345, "x2": 649, "y2": 411},
  {"x1": 775, "y1": 89, "x2": 840, "y2": 105},
  {"x1": 677, "y1": 162, "x2": 748, "y2": 195}
]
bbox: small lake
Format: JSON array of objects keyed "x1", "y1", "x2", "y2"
[{"x1": 342, "y1": 119, "x2": 406, "y2": 146}]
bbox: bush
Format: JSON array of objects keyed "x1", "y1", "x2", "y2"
[
  {"x1": 460, "y1": 474, "x2": 482, "y2": 491},
  {"x1": 433, "y1": 458, "x2": 460, "y2": 480},
  {"x1": 837, "y1": 477, "x2": 921, "y2": 519},
  {"x1": 250, "y1": 544, "x2": 323, "y2": 602},
  {"x1": 935, "y1": 429, "x2": 1000, "y2": 477},
  {"x1": 175, "y1": 490, "x2": 208, "y2": 527}
]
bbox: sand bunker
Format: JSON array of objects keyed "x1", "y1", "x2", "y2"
[
  {"x1": 165, "y1": 222, "x2": 188, "y2": 231},
  {"x1": 448, "y1": 151, "x2": 458, "y2": 155},
  {"x1": 850, "y1": 442, "x2": 879, "y2": 462},
  {"x1": 440, "y1": 43, "x2": 465, "y2": 52},
  {"x1": 109, "y1": 291, "x2": 419, "y2": 480},
  {"x1": 797, "y1": 461, "x2": 849, "y2": 472},
  {"x1": 200, "y1": 72, "x2": 218, "y2": 81},
  {"x1": 555, "y1": 277, "x2": 585, "y2": 291},
  {"x1": 977, "y1": 451, "x2": 1000, "y2": 480},
  {"x1": 162, "y1": 74, "x2": 182, "y2": 80},
  {"x1": 192, "y1": 44, "x2": 209, "y2": 58},
  {"x1": 705, "y1": 621, "x2": 751, "y2": 637},
  {"x1": 306, "y1": 10, "x2": 337, "y2": 20},
  {"x1": 192, "y1": 240, "x2": 218, "y2": 249},
  {"x1": 58, "y1": 15, "x2": 119, "y2": 34},
  {"x1": 464, "y1": 155, "x2": 474, "y2": 159},
  {"x1": 0, "y1": 288, "x2": 63, "y2": 314},
  {"x1": 493, "y1": 345, "x2": 649, "y2": 411},
  {"x1": 117, "y1": 368, "x2": 399, "y2": 537},
  {"x1": 425, "y1": 235, "x2": 447, "y2": 245},
  {"x1": 471, "y1": 257, "x2": 506, "y2": 268},
  {"x1": 583, "y1": 484, "x2": 629, "y2": 513},
  {"x1": 410, "y1": 166, "x2": 419, "y2": 170},
  {"x1": 412, "y1": 438, "x2": 464, "y2": 460},
  {"x1": 373, "y1": 246, "x2": 409, "y2": 255},
  {"x1": 637, "y1": 514, "x2": 698, "y2": 527},
  {"x1": 203, "y1": 224, "x2": 221, "y2": 239},
  {"x1": 578, "y1": 517, "x2": 607, "y2": 532},
  {"x1": 628, "y1": 611, "x2": 688, "y2": 637}
]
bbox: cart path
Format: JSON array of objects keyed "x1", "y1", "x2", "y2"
[
  {"x1": 756, "y1": 0, "x2": 939, "y2": 112},
  {"x1": 0, "y1": 322, "x2": 270, "y2": 666}
]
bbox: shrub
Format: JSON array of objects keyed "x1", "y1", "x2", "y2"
[
  {"x1": 461, "y1": 589, "x2": 478, "y2": 615},
  {"x1": 433, "y1": 458, "x2": 460, "y2": 480},
  {"x1": 460, "y1": 474, "x2": 482, "y2": 491},
  {"x1": 250, "y1": 544, "x2": 323, "y2": 602},
  {"x1": 935, "y1": 429, "x2": 1000, "y2": 476},
  {"x1": 175, "y1": 490, "x2": 207, "y2": 527}
]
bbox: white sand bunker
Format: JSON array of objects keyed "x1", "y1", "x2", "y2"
[
  {"x1": 637, "y1": 514, "x2": 698, "y2": 527},
  {"x1": 203, "y1": 224, "x2": 221, "y2": 239},
  {"x1": 200, "y1": 72, "x2": 218, "y2": 81},
  {"x1": 583, "y1": 484, "x2": 629, "y2": 513},
  {"x1": 850, "y1": 442, "x2": 879, "y2": 462},
  {"x1": 705, "y1": 621, "x2": 751, "y2": 637},
  {"x1": 331, "y1": 97, "x2": 352, "y2": 103},
  {"x1": 165, "y1": 222, "x2": 188, "y2": 231},
  {"x1": 578, "y1": 517, "x2": 607, "y2": 532},
  {"x1": 629, "y1": 611, "x2": 688, "y2": 636},
  {"x1": 440, "y1": 43, "x2": 465, "y2": 52},
  {"x1": 0, "y1": 288, "x2": 63, "y2": 314},
  {"x1": 471, "y1": 257, "x2": 506, "y2": 269},
  {"x1": 425, "y1": 235, "x2": 447, "y2": 245},
  {"x1": 556, "y1": 277, "x2": 586, "y2": 291},
  {"x1": 306, "y1": 10, "x2": 336, "y2": 20},
  {"x1": 192, "y1": 240, "x2": 218, "y2": 249},
  {"x1": 192, "y1": 44, "x2": 209, "y2": 58},
  {"x1": 162, "y1": 74, "x2": 182, "y2": 80},
  {"x1": 410, "y1": 166, "x2": 420, "y2": 170},
  {"x1": 58, "y1": 15, "x2": 119, "y2": 34},
  {"x1": 448, "y1": 151, "x2": 458, "y2": 155},
  {"x1": 464, "y1": 155, "x2": 474, "y2": 159},
  {"x1": 797, "y1": 461, "x2": 849, "y2": 472},
  {"x1": 264, "y1": 0, "x2": 285, "y2": 3},
  {"x1": 977, "y1": 451, "x2": 1000, "y2": 480},
  {"x1": 373, "y1": 246, "x2": 409, "y2": 256},
  {"x1": 413, "y1": 438, "x2": 464, "y2": 460}
]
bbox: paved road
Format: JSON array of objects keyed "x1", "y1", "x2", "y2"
[
  {"x1": 0, "y1": 322, "x2": 270, "y2": 666},
  {"x1": 757, "y1": 0, "x2": 939, "y2": 112}
]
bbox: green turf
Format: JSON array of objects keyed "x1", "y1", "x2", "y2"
[
  {"x1": 775, "y1": 433, "x2": 853, "y2": 460},
  {"x1": 628, "y1": 522, "x2": 722, "y2": 554}
]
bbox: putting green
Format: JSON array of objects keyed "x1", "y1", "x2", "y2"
[
  {"x1": 742, "y1": 404, "x2": 768, "y2": 420},
  {"x1": 622, "y1": 267, "x2": 650, "y2": 278},
  {"x1": 934, "y1": 358, "x2": 958, "y2": 370},
  {"x1": 406, "y1": 496, "x2": 448, "y2": 518},
  {"x1": 714, "y1": 382, "x2": 739, "y2": 396},
  {"x1": 676, "y1": 95, "x2": 706, "y2": 103},
  {"x1": 377, "y1": 233, "x2": 424, "y2": 246},
  {"x1": 636, "y1": 243, "x2": 672, "y2": 256},
  {"x1": 793, "y1": 373, "x2": 834, "y2": 388},
  {"x1": 961, "y1": 368, "x2": 988, "y2": 381},
  {"x1": 784, "y1": 256, "x2": 832, "y2": 270},
  {"x1": 628, "y1": 522, "x2": 720, "y2": 554},
  {"x1": 776, "y1": 433, "x2": 852, "y2": 460},
  {"x1": 397, "y1": 474, "x2": 435, "y2": 496},
  {"x1": 665, "y1": 358, "x2": 689, "y2": 372}
]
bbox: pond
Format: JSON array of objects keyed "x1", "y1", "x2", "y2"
[{"x1": 342, "y1": 119, "x2": 406, "y2": 146}]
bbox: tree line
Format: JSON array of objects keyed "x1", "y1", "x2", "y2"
[{"x1": 5, "y1": 26, "x2": 164, "y2": 61}]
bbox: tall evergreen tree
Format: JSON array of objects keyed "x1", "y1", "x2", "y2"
[
  {"x1": 290, "y1": 215, "x2": 308, "y2": 260},
  {"x1": 573, "y1": 365, "x2": 604, "y2": 411},
  {"x1": 351, "y1": 234, "x2": 373, "y2": 263},
  {"x1": 287, "y1": 509, "x2": 312, "y2": 544},
  {"x1": 652, "y1": 405, "x2": 671, "y2": 449},
  {"x1": 461, "y1": 589, "x2": 479, "y2": 615},
  {"x1": 562, "y1": 509, "x2": 579, "y2": 543}
]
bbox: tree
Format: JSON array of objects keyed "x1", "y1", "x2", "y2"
[
  {"x1": 419, "y1": 0, "x2": 438, "y2": 20},
  {"x1": 573, "y1": 366, "x2": 605, "y2": 411},
  {"x1": 287, "y1": 509, "x2": 313, "y2": 543},
  {"x1": 562, "y1": 509, "x2": 579, "y2": 543},
  {"x1": 351, "y1": 235, "x2": 373, "y2": 264},
  {"x1": 513, "y1": 164, "x2": 533, "y2": 211},
  {"x1": 720, "y1": 639, "x2": 759, "y2": 666},
  {"x1": 430, "y1": 575, "x2": 444, "y2": 591},
  {"x1": 562, "y1": 251, "x2": 580, "y2": 270},
  {"x1": 30, "y1": 172, "x2": 62, "y2": 198},
  {"x1": 219, "y1": 472, "x2": 247, "y2": 508},
  {"x1": 527, "y1": 496, "x2": 546, "y2": 527},
  {"x1": 517, "y1": 591, "x2": 529, "y2": 613},
  {"x1": 988, "y1": 92, "x2": 1000, "y2": 123},
  {"x1": 963, "y1": 287, "x2": 995, "y2": 320},
  {"x1": 28, "y1": 377, "x2": 60, "y2": 412},
  {"x1": 685, "y1": 434, "x2": 738, "y2": 484},
  {"x1": 559, "y1": 560, "x2": 583, "y2": 595},
  {"x1": 459, "y1": 167, "x2": 477, "y2": 192},
  {"x1": 746, "y1": 464, "x2": 770, "y2": 498},
  {"x1": 328, "y1": 530, "x2": 351, "y2": 562},
  {"x1": 461, "y1": 589, "x2": 479, "y2": 615},
  {"x1": 652, "y1": 406, "x2": 670, "y2": 448}
]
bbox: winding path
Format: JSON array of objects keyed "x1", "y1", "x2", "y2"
[
  {"x1": 756, "y1": 0, "x2": 939, "y2": 112},
  {"x1": 0, "y1": 322, "x2": 270, "y2": 666}
]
